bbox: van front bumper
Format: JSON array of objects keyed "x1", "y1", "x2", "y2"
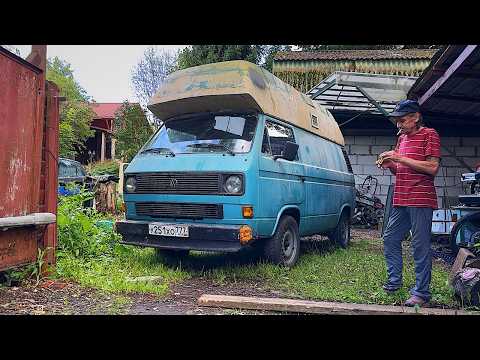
[{"x1": 115, "y1": 220, "x2": 253, "y2": 252}]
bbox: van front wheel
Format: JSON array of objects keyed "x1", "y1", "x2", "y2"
[
  {"x1": 328, "y1": 211, "x2": 350, "y2": 248},
  {"x1": 264, "y1": 215, "x2": 300, "y2": 268}
]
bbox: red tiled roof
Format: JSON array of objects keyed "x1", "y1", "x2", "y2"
[
  {"x1": 274, "y1": 49, "x2": 437, "y2": 61},
  {"x1": 90, "y1": 103, "x2": 133, "y2": 119}
]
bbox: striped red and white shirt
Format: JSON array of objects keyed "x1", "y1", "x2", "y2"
[{"x1": 393, "y1": 127, "x2": 441, "y2": 208}]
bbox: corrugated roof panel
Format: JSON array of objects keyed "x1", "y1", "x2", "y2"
[{"x1": 274, "y1": 49, "x2": 437, "y2": 61}]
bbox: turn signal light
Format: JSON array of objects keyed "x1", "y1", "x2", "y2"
[
  {"x1": 452, "y1": 214, "x2": 458, "y2": 222},
  {"x1": 239, "y1": 225, "x2": 253, "y2": 244},
  {"x1": 242, "y1": 206, "x2": 254, "y2": 218}
]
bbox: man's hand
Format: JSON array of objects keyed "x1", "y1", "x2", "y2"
[
  {"x1": 376, "y1": 157, "x2": 397, "y2": 174},
  {"x1": 380, "y1": 150, "x2": 402, "y2": 163}
]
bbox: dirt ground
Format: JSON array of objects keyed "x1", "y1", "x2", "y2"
[
  {"x1": 0, "y1": 229, "x2": 451, "y2": 315},
  {"x1": 0, "y1": 276, "x2": 288, "y2": 315}
]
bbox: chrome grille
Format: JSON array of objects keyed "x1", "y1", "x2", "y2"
[
  {"x1": 135, "y1": 202, "x2": 223, "y2": 219},
  {"x1": 135, "y1": 172, "x2": 222, "y2": 194}
]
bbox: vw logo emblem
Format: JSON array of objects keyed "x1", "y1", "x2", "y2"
[{"x1": 169, "y1": 178, "x2": 178, "y2": 188}]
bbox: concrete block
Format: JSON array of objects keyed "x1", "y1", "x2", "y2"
[
  {"x1": 354, "y1": 136, "x2": 374, "y2": 145},
  {"x1": 376, "y1": 175, "x2": 393, "y2": 186},
  {"x1": 441, "y1": 157, "x2": 462, "y2": 167},
  {"x1": 461, "y1": 137, "x2": 480, "y2": 146},
  {"x1": 454, "y1": 146, "x2": 475, "y2": 157},
  {"x1": 354, "y1": 175, "x2": 367, "y2": 185},
  {"x1": 434, "y1": 176, "x2": 454, "y2": 187},
  {"x1": 363, "y1": 165, "x2": 385, "y2": 176},
  {"x1": 348, "y1": 154, "x2": 358, "y2": 165},
  {"x1": 375, "y1": 136, "x2": 396, "y2": 145},
  {"x1": 464, "y1": 157, "x2": 480, "y2": 168},
  {"x1": 351, "y1": 165, "x2": 363, "y2": 175},
  {"x1": 379, "y1": 185, "x2": 391, "y2": 196},
  {"x1": 441, "y1": 146, "x2": 454, "y2": 157},
  {"x1": 442, "y1": 137, "x2": 460, "y2": 146},
  {"x1": 371, "y1": 145, "x2": 392, "y2": 155},
  {"x1": 377, "y1": 195, "x2": 387, "y2": 205},
  {"x1": 357, "y1": 155, "x2": 377, "y2": 165},
  {"x1": 442, "y1": 186, "x2": 463, "y2": 197},
  {"x1": 446, "y1": 167, "x2": 462, "y2": 177},
  {"x1": 344, "y1": 136, "x2": 355, "y2": 145},
  {"x1": 436, "y1": 197, "x2": 443, "y2": 208},
  {"x1": 350, "y1": 145, "x2": 371, "y2": 155}
]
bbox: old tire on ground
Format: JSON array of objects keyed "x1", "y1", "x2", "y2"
[
  {"x1": 155, "y1": 249, "x2": 190, "y2": 266},
  {"x1": 328, "y1": 211, "x2": 351, "y2": 248},
  {"x1": 264, "y1": 215, "x2": 300, "y2": 268}
]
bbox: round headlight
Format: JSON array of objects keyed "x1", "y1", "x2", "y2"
[
  {"x1": 125, "y1": 176, "x2": 136, "y2": 193},
  {"x1": 225, "y1": 175, "x2": 242, "y2": 194}
]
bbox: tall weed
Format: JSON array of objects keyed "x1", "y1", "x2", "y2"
[{"x1": 57, "y1": 190, "x2": 124, "y2": 259}]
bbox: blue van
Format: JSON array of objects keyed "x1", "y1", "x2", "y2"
[{"x1": 115, "y1": 60, "x2": 355, "y2": 267}]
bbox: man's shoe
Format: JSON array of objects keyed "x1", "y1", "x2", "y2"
[
  {"x1": 382, "y1": 284, "x2": 401, "y2": 293},
  {"x1": 404, "y1": 295, "x2": 428, "y2": 307}
]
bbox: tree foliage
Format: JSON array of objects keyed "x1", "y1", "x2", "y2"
[
  {"x1": 113, "y1": 102, "x2": 154, "y2": 162},
  {"x1": 175, "y1": 44, "x2": 292, "y2": 73},
  {"x1": 262, "y1": 45, "x2": 292, "y2": 72},
  {"x1": 131, "y1": 47, "x2": 177, "y2": 107},
  {"x1": 46, "y1": 57, "x2": 95, "y2": 158},
  {"x1": 176, "y1": 45, "x2": 265, "y2": 70}
]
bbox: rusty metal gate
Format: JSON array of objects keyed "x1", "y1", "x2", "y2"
[{"x1": 0, "y1": 46, "x2": 59, "y2": 272}]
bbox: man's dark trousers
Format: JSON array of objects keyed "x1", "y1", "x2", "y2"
[{"x1": 383, "y1": 206, "x2": 433, "y2": 301}]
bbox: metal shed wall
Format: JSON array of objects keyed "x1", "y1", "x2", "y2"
[{"x1": 0, "y1": 46, "x2": 59, "y2": 271}]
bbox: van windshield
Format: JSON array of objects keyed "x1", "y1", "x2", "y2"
[{"x1": 143, "y1": 113, "x2": 258, "y2": 155}]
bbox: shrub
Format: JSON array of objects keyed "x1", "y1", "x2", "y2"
[
  {"x1": 86, "y1": 160, "x2": 120, "y2": 177},
  {"x1": 56, "y1": 189, "x2": 123, "y2": 259}
]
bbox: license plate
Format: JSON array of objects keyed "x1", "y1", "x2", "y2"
[{"x1": 148, "y1": 223, "x2": 189, "y2": 237}]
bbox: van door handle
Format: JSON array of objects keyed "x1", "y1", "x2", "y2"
[{"x1": 299, "y1": 176, "x2": 306, "y2": 182}]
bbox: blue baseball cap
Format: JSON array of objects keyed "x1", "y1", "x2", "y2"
[{"x1": 389, "y1": 99, "x2": 420, "y2": 117}]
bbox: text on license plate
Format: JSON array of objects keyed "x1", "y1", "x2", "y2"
[{"x1": 148, "y1": 223, "x2": 189, "y2": 237}]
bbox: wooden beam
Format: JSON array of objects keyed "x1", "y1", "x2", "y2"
[
  {"x1": 431, "y1": 69, "x2": 480, "y2": 79},
  {"x1": 419, "y1": 45, "x2": 478, "y2": 106},
  {"x1": 198, "y1": 294, "x2": 473, "y2": 315},
  {"x1": 430, "y1": 94, "x2": 480, "y2": 103},
  {"x1": 100, "y1": 131, "x2": 106, "y2": 162}
]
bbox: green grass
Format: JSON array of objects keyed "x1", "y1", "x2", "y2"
[
  {"x1": 52, "y1": 236, "x2": 456, "y2": 308},
  {"x1": 54, "y1": 247, "x2": 189, "y2": 296},
  {"x1": 173, "y1": 238, "x2": 456, "y2": 307}
]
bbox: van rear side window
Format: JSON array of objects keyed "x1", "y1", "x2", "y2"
[{"x1": 341, "y1": 148, "x2": 353, "y2": 173}]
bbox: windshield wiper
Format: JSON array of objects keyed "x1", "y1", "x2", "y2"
[
  {"x1": 186, "y1": 143, "x2": 235, "y2": 156},
  {"x1": 140, "y1": 147, "x2": 176, "y2": 157}
]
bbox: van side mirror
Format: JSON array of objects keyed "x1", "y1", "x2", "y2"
[{"x1": 274, "y1": 141, "x2": 299, "y2": 161}]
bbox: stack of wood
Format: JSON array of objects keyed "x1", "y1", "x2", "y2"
[{"x1": 94, "y1": 176, "x2": 119, "y2": 214}]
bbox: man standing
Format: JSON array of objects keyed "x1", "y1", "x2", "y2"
[{"x1": 377, "y1": 99, "x2": 440, "y2": 307}]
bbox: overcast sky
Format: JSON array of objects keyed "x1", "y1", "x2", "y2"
[{"x1": 13, "y1": 45, "x2": 188, "y2": 103}]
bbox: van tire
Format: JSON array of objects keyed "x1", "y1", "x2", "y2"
[
  {"x1": 264, "y1": 215, "x2": 300, "y2": 267},
  {"x1": 329, "y1": 211, "x2": 350, "y2": 248},
  {"x1": 154, "y1": 249, "x2": 189, "y2": 266}
]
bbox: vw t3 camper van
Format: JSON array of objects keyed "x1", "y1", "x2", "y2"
[{"x1": 115, "y1": 60, "x2": 355, "y2": 267}]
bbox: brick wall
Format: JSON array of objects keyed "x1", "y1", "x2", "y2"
[{"x1": 345, "y1": 135, "x2": 480, "y2": 208}]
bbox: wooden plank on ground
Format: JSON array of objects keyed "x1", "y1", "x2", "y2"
[{"x1": 198, "y1": 295, "x2": 474, "y2": 315}]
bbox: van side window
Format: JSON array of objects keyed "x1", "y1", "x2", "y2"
[
  {"x1": 341, "y1": 147, "x2": 353, "y2": 173},
  {"x1": 265, "y1": 120, "x2": 297, "y2": 159},
  {"x1": 261, "y1": 128, "x2": 272, "y2": 155}
]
